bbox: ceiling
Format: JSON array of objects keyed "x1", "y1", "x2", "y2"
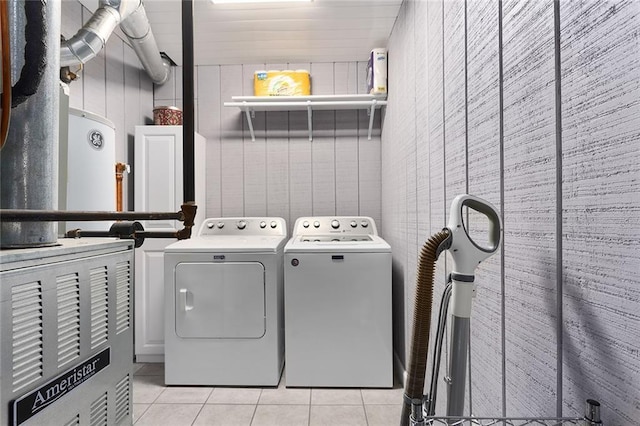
[{"x1": 79, "y1": 0, "x2": 402, "y2": 66}]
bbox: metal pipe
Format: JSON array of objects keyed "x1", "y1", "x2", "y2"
[
  {"x1": 0, "y1": 209, "x2": 183, "y2": 222},
  {"x1": 585, "y1": 399, "x2": 602, "y2": 425},
  {"x1": 445, "y1": 315, "x2": 470, "y2": 419},
  {"x1": 1, "y1": 0, "x2": 60, "y2": 248},
  {"x1": 60, "y1": 0, "x2": 169, "y2": 85},
  {"x1": 426, "y1": 282, "x2": 452, "y2": 416},
  {"x1": 181, "y1": 0, "x2": 195, "y2": 204}
]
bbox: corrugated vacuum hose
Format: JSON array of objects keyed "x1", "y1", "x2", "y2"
[{"x1": 400, "y1": 228, "x2": 452, "y2": 426}]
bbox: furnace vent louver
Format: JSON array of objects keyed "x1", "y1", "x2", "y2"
[
  {"x1": 90, "y1": 266, "x2": 109, "y2": 349},
  {"x1": 12, "y1": 281, "x2": 43, "y2": 392},
  {"x1": 115, "y1": 374, "x2": 130, "y2": 424},
  {"x1": 116, "y1": 261, "x2": 131, "y2": 334},
  {"x1": 64, "y1": 414, "x2": 80, "y2": 426},
  {"x1": 89, "y1": 392, "x2": 108, "y2": 426},
  {"x1": 57, "y1": 273, "x2": 81, "y2": 368}
]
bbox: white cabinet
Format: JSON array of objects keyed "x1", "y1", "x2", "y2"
[{"x1": 134, "y1": 125, "x2": 206, "y2": 362}]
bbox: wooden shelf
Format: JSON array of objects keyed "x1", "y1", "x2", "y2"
[{"x1": 223, "y1": 94, "x2": 387, "y2": 141}]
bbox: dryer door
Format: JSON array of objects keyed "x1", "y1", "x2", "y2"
[{"x1": 174, "y1": 262, "x2": 266, "y2": 338}]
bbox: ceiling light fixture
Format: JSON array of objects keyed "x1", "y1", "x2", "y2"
[{"x1": 211, "y1": 0, "x2": 311, "y2": 3}]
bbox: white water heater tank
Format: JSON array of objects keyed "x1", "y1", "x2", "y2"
[{"x1": 60, "y1": 108, "x2": 116, "y2": 233}]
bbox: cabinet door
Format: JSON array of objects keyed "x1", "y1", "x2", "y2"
[
  {"x1": 134, "y1": 126, "x2": 183, "y2": 231},
  {"x1": 134, "y1": 238, "x2": 174, "y2": 359}
]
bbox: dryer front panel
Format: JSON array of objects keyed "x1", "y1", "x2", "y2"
[{"x1": 174, "y1": 262, "x2": 266, "y2": 338}]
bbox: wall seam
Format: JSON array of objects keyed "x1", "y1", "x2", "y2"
[
  {"x1": 553, "y1": 0, "x2": 564, "y2": 417},
  {"x1": 464, "y1": 0, "x2": 473, "y2": 416},
  {"x1": 498, "y1": 0, "x2": 506, "y2": 418}
]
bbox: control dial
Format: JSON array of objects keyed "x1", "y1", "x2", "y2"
[
  {"x1": 313, "y1": 221, "x2": 320, "y2": 228},
  {"x1": 260, "y1": 221, "x2": 267, "y2": 228},
  {"x1": 217, "y1": 222, "x2": 225, "y2": 229},
  {"x1": 270, "y1": 221, "x2": 277, "y2": 228},
  {"x1": 361, "y1": 220, "x2": 369, "y2": 228},
  {"x1": 303, "y1": 221, "x2": 310, "y2": 228},
  {"x1": 237, "y1": 220, "x2": 247, "y2": 230},
  {"x1": 350, "y1": 221, "x2": 357, "y2": 228},
  {"x1": 331, "y1": 220, "x2": 340, "y2": 229},
  {"x1": 207, "y1": 222, "x2": 214, "y2": 229}
]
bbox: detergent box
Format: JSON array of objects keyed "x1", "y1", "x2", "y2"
[
  {"x1": 367, "y1": 48, "x2": 387, "y2": 95},
  {"x1": 254, "y1": 70, "x2": 311, "y2": 96}
]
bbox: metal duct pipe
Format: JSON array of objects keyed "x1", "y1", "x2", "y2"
[
  {"x1": 0, "y1": 0, "x2": 61, "y2": 249},
  {"x1": 60, "y1": 0, "x2": 170, "y2": 85}
]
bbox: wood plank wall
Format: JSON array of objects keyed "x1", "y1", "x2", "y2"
[
  {"x1": 384, "y1": 0, "x2": 639, "y2": 422},
  {"x1": 156, "y1": 63, "x2": 382, "y2": 236}
]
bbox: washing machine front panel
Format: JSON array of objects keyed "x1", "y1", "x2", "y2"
[{"x1": 175, "y1": 261, "x2": 265, "y2": 339}]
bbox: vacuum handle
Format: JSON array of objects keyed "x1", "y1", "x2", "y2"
[
  {"x1": 179, "y1": 288, "x2": 193, "y2": 312},
  {"x1": 446, "y1": 194, "x2": 502, "y2": 276}
]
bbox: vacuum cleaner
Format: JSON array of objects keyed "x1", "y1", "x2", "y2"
[
  {"x1": 401, "y1": 194, "x2": 501, "y2": 426},
  {"x1": 400, "y1": 195, "x2": 603, "y2": 425}
]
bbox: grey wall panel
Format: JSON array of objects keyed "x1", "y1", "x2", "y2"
[
  {"x1": 123, "y1": 47, "x2": 141, "y2": 210},
  {"x1": 139, "y1": 74, "x2": 154, "y2": 127},
  {"x1": 62, "y1": 1, "x2": 84, "y2": 110},
  {"x1": 105, "y1": 37, "x2": 126, "y2": 168},
  {"x1": 82, "y1": 6, "x2": 106, "y2": 118},
  {"x1": 287, "y1": 62, "x2": 313, "y2": 225},
  {"x1": 334, "y1": 63, "x2": 359, "y2": 216},
  {"x1": 466, "y1": 0, "x2": 503, "y2": 416},
  {"x1": 560, "y1": 1, "x2": 640, "y2": 423},
  {"x1": 197, "y1": 65, "x2": 222, "y2": 218},
  {"x1": 154, "y1": 67, "x2": 176, "y2": 103},
  {"x1": 502, "y1": 0, "x2": 557, "y2": 416},
  {"x1": 265, "y1": 63, "x2": 290, "y2": 229},
  {"x1": 242, "y1": 64, "x2": 267, "y2": 216},
  {"x1": 310, "y1": 62, "x2": 336, "y2": 216},
  {"x1": 219, "y1": 65, "x2": 245, "y2": 216}
]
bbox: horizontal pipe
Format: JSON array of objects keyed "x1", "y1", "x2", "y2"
[{"x1": 0, "y1": 209, "x2": 183, "y2": 222}]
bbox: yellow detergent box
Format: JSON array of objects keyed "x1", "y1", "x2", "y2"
[{"x1": 254, "y1": 70, "x2": 311, "y2": 96}]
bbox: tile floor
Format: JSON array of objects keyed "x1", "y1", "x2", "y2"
[{"x1": 133, "y1": 363, "x2": 403, "y2": 425}]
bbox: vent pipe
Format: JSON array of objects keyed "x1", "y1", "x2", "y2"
[
  {"x1": 0, "y1": 0, "x2": 61, "y2": 248},
  {"x1": 60, "y1": 0, "x2": 169, "y2": 85}
]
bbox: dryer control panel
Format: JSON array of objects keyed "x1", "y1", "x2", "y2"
[
  {"x1": 292, "y1": 217, "x2": 378, "y2": 236},
  {"x1": 198, "y1": 217, "x2": 287, "y2": 237}
]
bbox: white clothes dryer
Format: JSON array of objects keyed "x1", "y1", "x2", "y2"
[
  {"x1": 164, "y1": 217, "x2": 287, "y2": 386},
  {"x1": 284, "y1": 217, "x2": 393, "y2": 388}
]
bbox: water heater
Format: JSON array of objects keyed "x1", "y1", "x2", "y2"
[{"x1": 59, "y1": 108, "x2": 116, "y2": 233}]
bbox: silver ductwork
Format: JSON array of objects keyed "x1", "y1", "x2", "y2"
[
  {"x1": 60, "y1": 0, "x2": 170, "y2": 85},
  {"x1": 0, "y1": 0, "x2": 61, "y2": 248}
]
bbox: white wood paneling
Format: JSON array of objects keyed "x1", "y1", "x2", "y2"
[
  {"x1": 334, "y1": 62, "x2": 360, "y2": 216},
  {"x1": 220, "y1": 65, "x2": 245, "y2": 216},
  {"x1": 142, "y1": 0, "x2": 402, "y2": 66},
  {"x1": 82, "y1": 8, "x2": 106, "y2": 117},
  {"x1": 560, "y1": 1, "x2": 640, "y2": 423},
  {"x1": 467, "y1": 0, "x2": 503, "y2": 416},
  {"x1": 503, "y1": 0, "x2": 557, "y2": 416},
  {"x1": 288, "y1": 62, "x2": 314, "y2": 225},
  {"x1": 265, "y1": 63, "x2": 291, "y2": 230},
  {"x1": 198, "y1": 65, "x2": 223, "y2": 218},
  {"x1": 242, "y1": 64, "x2": 268, "y2": 216},
  {"x1": 310, "y1": 62, "x2": 336, "y2": 216}
]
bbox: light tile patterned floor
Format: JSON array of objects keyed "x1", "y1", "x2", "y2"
[{"x1": 133, "y1": 363, "x2": 402, "y2": 425}]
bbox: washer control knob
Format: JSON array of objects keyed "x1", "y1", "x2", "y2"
[
  {"x1": 350, "y1": 220, "x2": 357, "y2": 228},
  {"x1": 361, "y1": 220, "x2": 369, "y2": 228},
  {"x1": 207, "y1": 222, "x2": 214, "y2": 229},
  {"x1": 237, "y1": 220, "x2": 247, "y2": 230},
  {"x1": 313, "y1": 221, "x2": 320, "y2": 228},
  {"x1": 331, "y1": 220, "x2": 340, "y2": 229},
  {"x1": 260, "y1": 221, "x2": 267, "y2": 228},
  {"x1": 217, "y1": 222, "x2": 225, "y2": 229},
  {"x1": 303, "y1": 221, "x2": 310, "y2": 228},
  {"x1": 270, "y1": 221, "x2": 277, "y2": 228}
]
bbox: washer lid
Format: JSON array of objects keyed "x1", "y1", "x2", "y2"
[
  {"x1": 165, "y1": 235, "x2": 287, "y2": 253},
  {"x1": 284, "y1": 235, "x2": 391, "y2": 253}
]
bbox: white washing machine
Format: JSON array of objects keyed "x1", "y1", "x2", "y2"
[
  {"x1": 284, "y1": 216, "x2": 393, "y2": 388},
  {"x1": 164, "y1": 217, "x2": 287, "y2": 386}
]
